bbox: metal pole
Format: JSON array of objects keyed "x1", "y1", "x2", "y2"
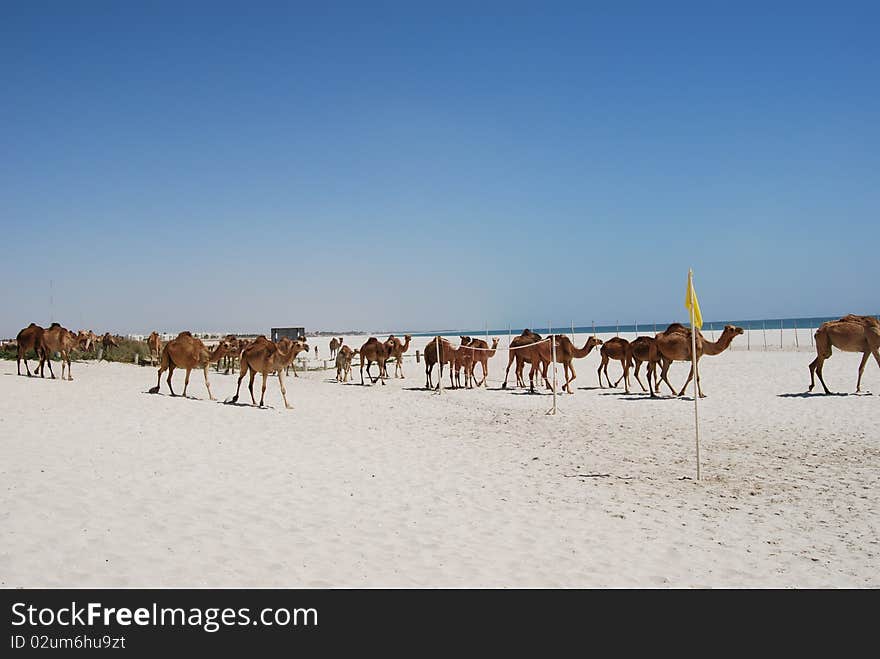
[
  {"x1": 794, "y1": 318, "x2": 799, "y2": 348},
  {"x1": 688, "y1": 270, "x2": 701, "y2": 481},
  {"x1": 508, "y1": 324, "x2": 512, "y2": 349},
  {"x1": 592, "y1": 321, "x2": 596, "y2": 338},
  {"x1": 762, "y1": 320, "x2": 767, "y2": 351},
  {"x1": 634, "y1": 321, "x2": 638, "y2": 337},
  {"x1": 747, "y1": 322, "x2": 751, "y2": 350},
  {"x1": 780, "y1": 319, "x2": 783, "y2": 349},
  {"x1": 616, "y1": 320, "x2": 619, "y2": 338},
  {"x1": 809, "y1": 323, "x2": 813, "y2": 347},
  {"x1": 571, "y1": 321, "x2": 574, "y2": 339}
]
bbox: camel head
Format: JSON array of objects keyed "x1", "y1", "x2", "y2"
[
  {"x1": 724, "y1": 325, "x2": 744, "y2": 337},
  {"x1": 460, "y1": 336, "x2": 472, "y2": 346},
  {"x1": 491, "y1": 337, "x2": 499, "y2": 349}
]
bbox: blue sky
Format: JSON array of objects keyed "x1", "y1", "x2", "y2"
[{"x1": 2, "y1": 1, "x2": 877, "y2": 336}]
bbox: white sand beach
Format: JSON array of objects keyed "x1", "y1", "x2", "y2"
[{"x1": 1, "y1": 333, "x2": 878, "y2": 587}]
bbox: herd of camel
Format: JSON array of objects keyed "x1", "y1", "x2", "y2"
[{"x1": 9, "y1": 314, "x2": 880, "y2": 407}]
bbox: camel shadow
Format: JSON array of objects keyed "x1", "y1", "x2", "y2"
[
  {"x1": 220, "y1": 399, "x2": 276, "y2": 409},
  {"x1": 777, "y1": 392, "x2": 867, "y2": 398},
  {"x1": 616, "y1": 395, "x2": 678, "y2": 401}
]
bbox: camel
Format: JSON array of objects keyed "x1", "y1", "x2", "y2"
[
  {"x1": 232, "y1": 336, "x2": 309, "y2": 408},
  {"x1": 468, "y1": 337, "x2": 499, "y2": 387},
  {"x1": 423, "y1": 336, "x2": 458, "y2": 390},
  {"x1": 523, "y1": 335, "x2": 603, "y2": 394},
  {"x1": 329, "y1": 337, "x2": 341, "y2": 360},
  {"x1": 453, "y1": 337, "x2": 476, "y2": 389},
  {"x1": 501, "y1": 330, "x2": 544, "y2": 389},
  {"x1": 597, "y1": 337, "x2": 639, "y2": 393},
  {"x1": 77, "y1": 330, "x2": 98, "y2": 352},
  {"x1": 383, "y1": 334, "x2": 412, "y2": 378},
  {"x1": 99, "y1": 333, "x2": 120, "y2": 360},
  {"x1": 147, "y1": 332, "x2": 162, "y2": 366},
  {"x1": 15, "y1": 323, "x2": 44, "y2": 376},
  {"x1": 148, "y1": 332, "x2": 233, "y2": 400},
  {"x1": 625, "y1": 336, "x2": 662, "y2": 397},
  {"x1": 335, "y1": 345, "x2": 358, "y2": 382},
  {"x1": 809, "y1": 314, "x2": 880, "y2": 394},
  {"x1": 654, "y1": 323, "x2": 743, "y2": 397},
  {"x1": 359, "y1": 337, "x2": 391, "y2": 385},
  {"x1": 35, "y1": 323, "x2": 78, "y2": 380}
]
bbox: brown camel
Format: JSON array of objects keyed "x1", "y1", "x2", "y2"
[
  {"x1": 102, "y1": 332, "x2": 120, "y2": 349},
  {"x1": 35, "y1": 323, "x2": 78, "y2": 380},
  {"x1": 597, "y1": 337, "x2": 642, "y2": 393},
  {"x1": 335, "y1": 345, "x2": 358, "y2": 382},
  {"x1": 423, "y1": 336, "x2": 458, "y2": 390},
  {"x1": 383, "y1": 334, "x2": 412, "y2": 378},
  {"x1": 809, "y1": 314, "x2": 880, "y2": 394},
  {"x1": 359, "y1": 337, "x2": 391, "y2": 385},
  {"x1": 16, "y1": 323, "x2": 44, "y2": 376},
  {"x1": 654, "y1": 323, "x2": 743, "y2": 397},
  {"x1": 148, "y1": 332, "x2": 233, "y2": 399},
  {"x1": 77, "y1": 330, "x2": 98, "y2": 352},
  {"x1": 147, "y1": 331, "x2": 162, "y2": 366},
  {"x1": 468, "y1": 337, "x2": 499, "y2": 387},
  {"x1": 232, "y1": 336, "x2": 309, "y2": 408},
  {"x1": 625, "y1": 336, "x2": 662, "y2": 397},
  {"x1": 329, "y1": 337, "x2": 341, "y2": 360},
  {"x1": 501, "y1": 329, "x2": 544, "y2": 389},
  {"x1": 453, "y1": 337, "x2": 476, "y2": 389},
  {"x1": 523, "y1": 335, "x2": 603, "y2": 394}
]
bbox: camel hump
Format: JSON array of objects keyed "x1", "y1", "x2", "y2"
[
  {"x1": 665, "y1": 323, "x2": 689, "y2": 334},
  {"x1": 839, "y1": 314, "x2": 880, "y2": 327},
  {"x1": 49, "y1": 322, "x2": 61, "y2": 328}
]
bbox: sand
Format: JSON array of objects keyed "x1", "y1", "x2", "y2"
[{"x1": 1, "y1": 332, "x2": 878, "y2": 587}]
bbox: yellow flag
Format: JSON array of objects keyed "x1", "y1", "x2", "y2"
[{"x1": 685, "y1": 271, "x2": 703, "y2": 329}]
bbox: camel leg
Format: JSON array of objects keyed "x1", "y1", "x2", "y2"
[
  {"x1": 278, "y1": 371, "x2": 292, "y2": 407},
  {"x1": 203, "y1": 366, "x2": 215, "y2": 400},
  {"x1": 564, "y1": 362, "x2": 576, "y2": 394},
  {"x1": 259, "y1": 372, "x2": 268, "y2": 407},
  {"x1": 150, "y1": 355, "x2": 167, "y2": 394},
  {"x1": 809, "y1": 354, "x2": 832, "y2": 395},
  {"x1": 856, "y1": 350, "x2": 871, "y2": 393},
  {"x1": 502, "y1": 353, "x2": 515, "y2": 389},
  {"x1": 183, "y1": 368, "x2": 192, "y2": 397},
  {"x1": 659, "y1": 360, "x2": 677, "y2": 395},
  {"x1": 631, "y1": 360, "x2": 647, "y2": 392},
  {"x1": 597, "y1": 361, "x2": 604, "y2": 388},
  {"x1": 232, "y1": 364, "x2": 248, "y2": 403},
  {"x1": 166, "y1": 364, "x2": 176, "y2": 396},
  {"x1": 677, "y1": 365, "x2": 694, "y2": 397},
  {"x1": 248, "y1": 370, "x2": 257, "y2": 404},
  {"x1": 361, "y1": 359, "x2": 366, "y2": 386},
  {"x1": 425, "y1": 362, "x2": 432, "y2": 390},
  {"x1": 379, "y1": 360, "x2": 387, "y2": 385},
  {"x1": 814, "y1": 358, "x2": 831, "y2": 395}
]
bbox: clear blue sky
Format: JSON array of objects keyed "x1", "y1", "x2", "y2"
[{"x1": 2, "y1": 1, "x2": 877, "y2": 336}]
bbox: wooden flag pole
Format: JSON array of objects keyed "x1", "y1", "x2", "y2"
[
  {"x1": 436, "y1": 338, "x2": 443, "y2": 396},
  {"x1": 689, "y1": 269, "x2": 701, "y2": 481}
]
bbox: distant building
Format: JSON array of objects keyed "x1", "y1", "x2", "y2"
[{"x1": 271, "y1": 327, "x2": 306, "y2": 342}]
